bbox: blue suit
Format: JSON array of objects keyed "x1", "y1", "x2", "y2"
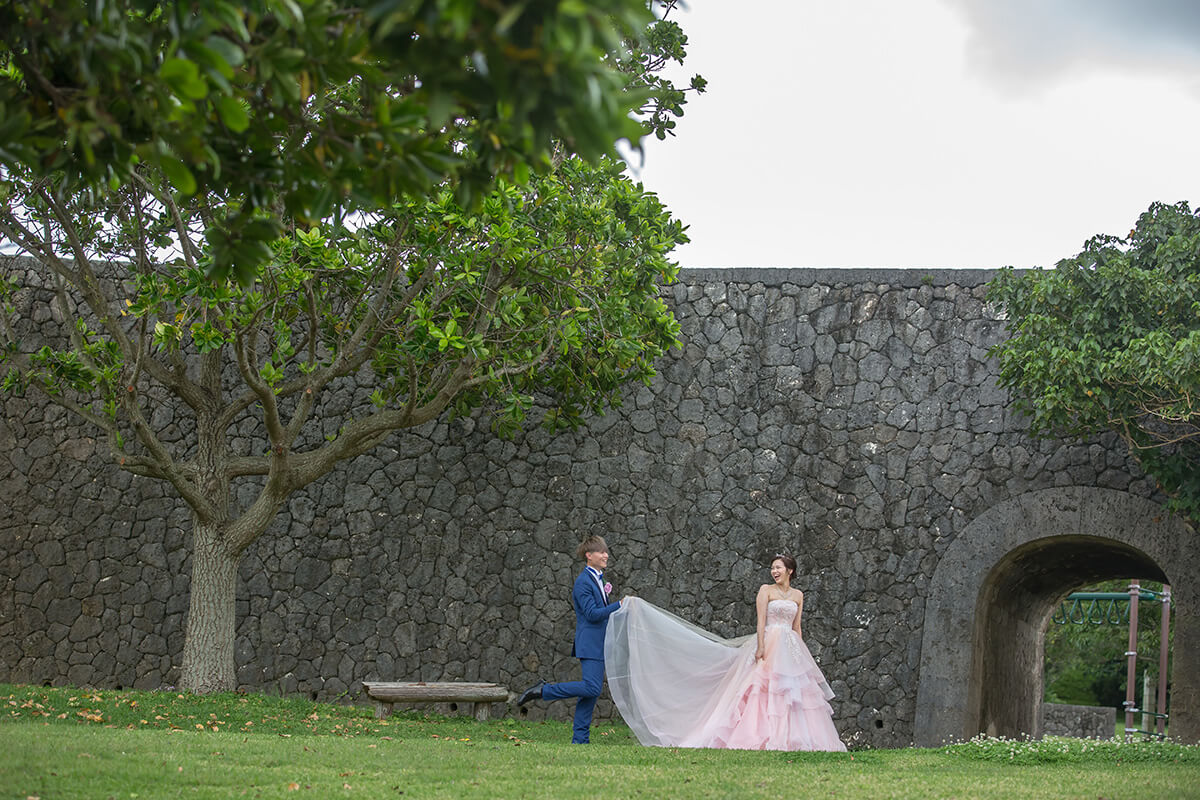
[{"x1": 541, "y1": 567, "x2": 621, "y2": 743}]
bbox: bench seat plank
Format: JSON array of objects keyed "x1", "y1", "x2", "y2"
[
  {"x1": 363, "y1": 682, "x2": 509, "y2": 703},
  {"x1": 362, "y1": 681, "x2": 510, "y2": 720}
]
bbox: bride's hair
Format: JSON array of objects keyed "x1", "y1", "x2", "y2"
[
  {"x1": 771, "y1": 553, "x2": 797, "y2": 579},
  {"x1": 577, "y1": 535, "x2": 609, "y2": 560}
]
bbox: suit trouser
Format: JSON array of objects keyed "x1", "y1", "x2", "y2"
[{"x1": 541, "y1": 657, "x2": 604, "y2": 743}]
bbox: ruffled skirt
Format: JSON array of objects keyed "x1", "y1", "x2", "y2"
[{"x1": 605, "y1": 598, "x2": 846, "y2": 751}]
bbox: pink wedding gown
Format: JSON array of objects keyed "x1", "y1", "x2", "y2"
[{"x1": 605, "y1": 597, "x2": 846, "y2": 751}]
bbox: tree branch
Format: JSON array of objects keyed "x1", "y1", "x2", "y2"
[
  {"x1": 131, "y1": 171, "x2": 202, "y2": 272},
  {"x1": 233, "y1": 324, "x2": 288, "y2": 447}
]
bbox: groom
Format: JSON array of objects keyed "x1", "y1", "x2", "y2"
[{"x1": 517, "y1": 535, "x2": 623, "y2": 744}]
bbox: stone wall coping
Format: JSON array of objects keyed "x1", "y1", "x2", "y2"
[{"x1": 677, "y1": 266, "x2": 1012, "y2": 288}]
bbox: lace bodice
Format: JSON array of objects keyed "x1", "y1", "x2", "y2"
[{"x1": 765, "y1": 599, "x2": 798, "y2": 628}]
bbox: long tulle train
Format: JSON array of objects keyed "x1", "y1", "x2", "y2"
[{"x1": 605, "y1": 597, "x2": 846, "y2": 751}]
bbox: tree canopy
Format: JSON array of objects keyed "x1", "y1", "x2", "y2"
[
  {"x1": 0, "y1": 1, "x2": 700, "y2": 692},
  {"x1": 0, "y1": 0, "x2": 688, "y2": 283},
  {"x1": 988, "y1": 201, "x2": 1200, "y2": 524}
]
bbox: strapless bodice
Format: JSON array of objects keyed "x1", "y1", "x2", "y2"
[{"x1": 765, "y1": 599, "x2": 798, "y2": 628}]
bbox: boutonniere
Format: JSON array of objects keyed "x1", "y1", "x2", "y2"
[{"x1": 604, "y1": 582, "x2": 613, "y2": 596}]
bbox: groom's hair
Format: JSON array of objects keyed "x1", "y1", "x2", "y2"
[{"x1": 576, "y1": 535, "x2": 608, "y2": 560}]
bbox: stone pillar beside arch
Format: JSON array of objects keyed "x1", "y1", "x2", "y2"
[{"x1": 914, "y1": 486, "x2": 1198, "y2": 746}]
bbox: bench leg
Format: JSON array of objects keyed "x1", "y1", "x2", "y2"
[
  {"x1": 473, "y1": 702, "x2": 490, "y2": 721},
  {"x1": 374, "y1": 701, "x2": 392, "y2": 720}
]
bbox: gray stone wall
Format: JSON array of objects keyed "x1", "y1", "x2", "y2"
[
  {"x1": 0, "y1": 266, "x2": 1164, "y2": 748},
  {"x1": 1042, "y1": 702, "x2": 1116, "y2": 740}
]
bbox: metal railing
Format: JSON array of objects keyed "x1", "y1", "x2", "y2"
[{"x1": 1051, "y1": 590, "x2": 1164, "y2": 626}]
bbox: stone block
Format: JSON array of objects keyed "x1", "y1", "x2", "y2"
[{"x1": 1041, "y1": 703, "x2": 1115, "y2": 740}]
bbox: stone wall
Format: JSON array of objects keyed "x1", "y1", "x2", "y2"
[
  {"x1": 0, "y1": 266, "x2": 1181, "y2": 748},
  {"x1": 1042, "y1": 702, "x2": 1116, "y2": 740}
]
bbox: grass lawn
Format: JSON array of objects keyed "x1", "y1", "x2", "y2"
[{"x1": 2, "y1": 684, "x2": 1197, "y2": 799}]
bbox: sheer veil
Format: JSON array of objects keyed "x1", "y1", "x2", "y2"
[{"x1": 604, "y1": 596, "x2": 754, "y2": 747}]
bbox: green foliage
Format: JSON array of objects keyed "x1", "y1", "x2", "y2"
[
  {"x1": 939, "y1": 734, "x2": 1199, "y2": 765},
  {"x1": 0, "y1": 155, "x2": 683, "y2": 456},
  {"x1": 0, "y1": 0, "x2": 680, "y2": 283},
  {"x1": 619, "y1": 1, "x2": 707, "y2": 141},
  {"x1": 0, "y1": 0, "x2": 698, "y2": 695},
  {"x1": 988, "y1": 202, "x2": 1200, "y2": 524}
]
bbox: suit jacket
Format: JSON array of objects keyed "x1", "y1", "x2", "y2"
[{"x1": 571, "y1": 568, "x2": 621, "y2": 660}]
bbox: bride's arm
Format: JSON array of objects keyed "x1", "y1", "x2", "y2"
[
  {"x1": 754, "y1": 585, "x2": 768, "y2": 661},
  {"x1": 792, "y1": 591, "x2": 805, "y2": 639}
]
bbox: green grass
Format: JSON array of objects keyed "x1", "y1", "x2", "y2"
[{"x1": 3, "y1": 684, "x2": 1198, "y2": 799}]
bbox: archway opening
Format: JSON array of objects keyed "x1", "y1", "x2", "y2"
[
  {"x1": 972, "y1": 535, "x2": 1167, "y2": 739},
  {"x1": 914, "y1": 487, "x2": 1196, "y2": 747}
]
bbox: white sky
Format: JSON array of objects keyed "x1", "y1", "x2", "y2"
[{"x1": 624, "y1": 0, "x2": 1200, "y2": 270}]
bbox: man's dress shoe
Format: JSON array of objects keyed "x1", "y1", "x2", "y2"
[{"x1": 517, "y1": 682, "x2": 544, "y2": 706}]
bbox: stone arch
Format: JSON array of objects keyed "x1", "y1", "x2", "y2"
[{"x1": 913, "y1": 486, "x2": 1198, "y2": 746}]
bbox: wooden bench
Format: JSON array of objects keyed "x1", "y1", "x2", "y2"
[{"x1": 362, "y1": 681, "x2": 510, "y2": 721}]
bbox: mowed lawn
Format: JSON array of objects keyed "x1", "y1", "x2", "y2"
[{"x1": 2, "y1": 685, "x2": 1197, "y2": 800}]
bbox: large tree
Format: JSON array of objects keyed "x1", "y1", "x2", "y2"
[
  {"x1": 0, "y1": 0, "x2": 680, "y2": 283},
  {"x1": 988, "y1": 201, "x2": 1200, "y2": 525},
  {"x1": 0, "y1": 2, "x2": 699, "y2": 692}
]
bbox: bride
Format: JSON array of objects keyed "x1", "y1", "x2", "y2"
[{"x1": 605, "y1": 554, "x2": 846, "y2": 751}]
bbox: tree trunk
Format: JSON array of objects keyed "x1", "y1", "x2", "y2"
[{"x1": 179, "y1": 519, "x2": 239, "y2": 692}]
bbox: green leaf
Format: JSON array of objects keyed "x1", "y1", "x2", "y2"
[
  {"x1": 159, "y1": 58, "x2": 208, "y2": 100},
  {"x1": 214, "y1": 96, "x2": 250, "y2": 132},
  {"x1": 205, "y1": 35, "x2": 245, "y2": 70},
  {"x1": 159, "y1": 157, "x2": 197, "y2": 195}
]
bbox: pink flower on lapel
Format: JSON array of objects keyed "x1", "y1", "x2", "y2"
[{"x1": 604, "y1": 582, "x2": 613, "y2": 596}]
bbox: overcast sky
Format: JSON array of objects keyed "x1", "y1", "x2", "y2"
[{"x1": 624, "y1": 0, "x2": 1200, "y2": 270}]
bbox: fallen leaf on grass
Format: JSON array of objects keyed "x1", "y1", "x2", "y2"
[{"x1": 287, "y1": 782, "x2": 300, "y2": 791}]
